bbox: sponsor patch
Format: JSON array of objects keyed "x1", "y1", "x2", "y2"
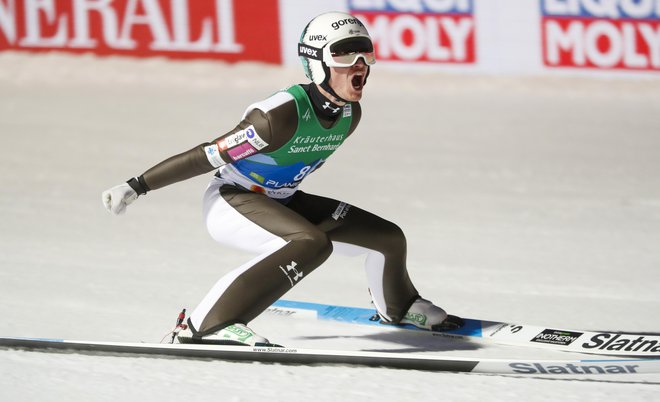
[
  {"x1": 218, "y1": 125, "x2": 267, "y2": 153},
  {"x1": 332, "y1": 202, "x2": 351, "y2": 220},
  {"x1": 249, "y1": 171, "x2": 265, "y2": 184},
  {"x1": 216, "y1": 138, "x2": 229, "y2": 151},
  {"x1": 220, "y1": 130, "x2": 248, "y2": 149},
  {"x1": 250, "y1": 185, "x2": 266, "y2": 194},
  {"x1": 245, "y1": 125, "x2": 268, "y2": 150},
  {"x1": 204, "y1": 144, "x2": 225, "y2": 167},
  {"x1": 531, "y1": 329, "x2": 583, "y2": 346},
  {"x1": 227, "y1": 143, "x2": 257, "y2": 161},
  {"x1": 343, "y1": 104, "x2": 352, "y2": 117},
  {"x1": 217, "y1": 126, "x2": 268, "y2": 151}
]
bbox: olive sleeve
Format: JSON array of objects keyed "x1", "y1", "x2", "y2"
[{"x1": 137, "y1": 100, "x2": 298, "y2": 192}]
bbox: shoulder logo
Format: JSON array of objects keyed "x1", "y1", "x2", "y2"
[{"x1": 302, "y1": 108, "x2": 312, "y2": 121}]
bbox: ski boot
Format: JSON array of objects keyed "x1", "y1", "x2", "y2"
[
  {"x1": 177, "y1": 322, "x2": 273, "y2": 346},
  {"x1": 168, "y1": 309, "x2": 275, "y2": 346},
  {"x1": 400, "y1": 297, "x2": 464, "y2": 331}
]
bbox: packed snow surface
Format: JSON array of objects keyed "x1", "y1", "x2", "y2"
[{"x1": 1, "y1": 52, "x2": 660, "y2": 401}]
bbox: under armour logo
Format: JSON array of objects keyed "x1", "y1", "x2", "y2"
[
  {"x1": 322, "y1": 102, "x2": 340, "y2": 114},
  {"x1": 279, "y1": 261, "x2": 303, "y2": 287}
]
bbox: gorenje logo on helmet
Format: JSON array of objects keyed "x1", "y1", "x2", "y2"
[{"x1": 331, "y1": 18, "x2": 363, "y2": 30}]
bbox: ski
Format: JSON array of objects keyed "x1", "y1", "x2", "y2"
[
  {"x1": 1, "y1": 336, "x2": 659, "y2": 375},
  {"x1": 268, "y1": 300, "x2": 660, "y2": 358}
]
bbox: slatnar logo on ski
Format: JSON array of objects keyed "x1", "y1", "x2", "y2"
[
  {"x1": 583, "y1": 333, "x2": 660, "y2": 353},
  {"x1": 509, "y1": 362, "x2": 641, "y2": 374},
  {"x1": 531, "y1": 329, "x2": 583, "y2": 346}
]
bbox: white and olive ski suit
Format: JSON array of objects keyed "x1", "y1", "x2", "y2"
[{"x1": 130, "y1": 84, "x2": 419, "y2": 336}]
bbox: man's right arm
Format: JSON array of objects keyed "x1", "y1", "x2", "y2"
[
  {"x1": 101, "y1": 109, "x2": 272, "y2": 214},
  {"x1": 102, "y1": 98, "x2": 299, "y2": 215}
]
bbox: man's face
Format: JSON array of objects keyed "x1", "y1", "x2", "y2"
[{"x1": 327, "y1": 59, "x2": 369, "y2": 102}]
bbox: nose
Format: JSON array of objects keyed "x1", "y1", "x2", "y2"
[{"x1": 352, "y1": 57, "x2": 367, "y2": 69}]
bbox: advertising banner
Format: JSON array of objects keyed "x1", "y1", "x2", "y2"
[
  {"x1": 541, "y1": 0, "x2": 660, "y2": 71},
  {"x1": 2, "y1": 0, "x2": 657, "y2": 76},
  {"x1": 348, "y1": 0, "x2": 476, "y2": 65},
  {"x1": 0, "y1": 0, "x2": 281, "y2": 63}
]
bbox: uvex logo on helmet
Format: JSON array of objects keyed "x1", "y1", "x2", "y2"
[
  {"x1": 331, "y1": 18, "x2": 363, "y2": 30},
  {"x1": 298, "y1": 44, "x2": 322, "y2": 60}
]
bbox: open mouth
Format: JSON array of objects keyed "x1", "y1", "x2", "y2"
[{"x1": 351, "y1": 74, "x2": 364, "y2": 91}]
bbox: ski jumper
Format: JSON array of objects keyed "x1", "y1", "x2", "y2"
[{"x1": 134, "y1": 85, "x2": 419, "y2": 336}]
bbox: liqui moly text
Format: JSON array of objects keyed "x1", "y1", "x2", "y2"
[
  {"x1": 542, "y1": 0, "x2": 660, "y2": 71},
  {"x1": 349, "y1": 0, "x2": 476, "y2": 64}
]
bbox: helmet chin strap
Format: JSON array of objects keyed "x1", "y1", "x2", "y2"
[
  {"x1": 320, "y1": 81, "x2": 349, "y2": 104},
  {"x1": 319, "y1": 63, "x2": 350, "y2": 104}
]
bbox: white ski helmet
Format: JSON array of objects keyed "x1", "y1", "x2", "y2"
[{"x1": 298, "y1": 12, "x2": 375, "y2": 86}]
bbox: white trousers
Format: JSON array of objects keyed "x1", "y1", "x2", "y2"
[{"x1": 189, "y1": 177, "x2": 416, "y2": 333}]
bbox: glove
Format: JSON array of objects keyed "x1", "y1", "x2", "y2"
[{"x1": 102, "y1": 183, "x2": 138, "y2": 215}]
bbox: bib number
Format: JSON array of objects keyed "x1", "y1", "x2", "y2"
[{"x1": 293, "y1": 159, "x2": 325, "y2": 182}]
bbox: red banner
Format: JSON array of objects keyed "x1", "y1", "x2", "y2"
[
  {"x1": 541, "y1": 0, "x2": 660, "y2": 71},
  {"x1": 350, "y1": 0, "x2": 476, "y2": 65},
  {"x1": 0, "y1": 0, "x2": 281, "y2": 64}
]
